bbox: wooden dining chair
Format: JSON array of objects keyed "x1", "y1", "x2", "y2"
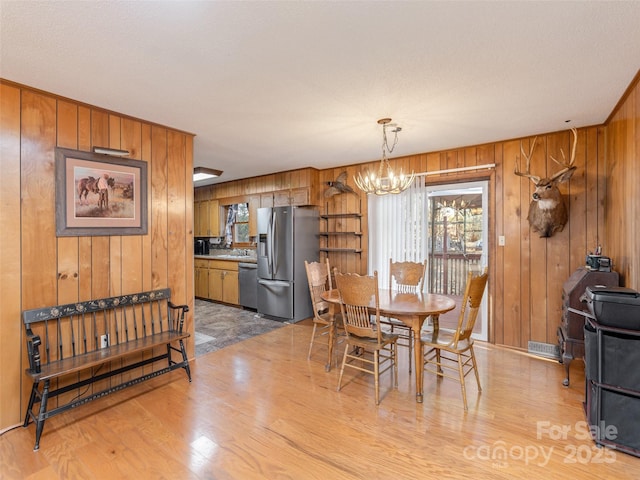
[
  {"x1": 421, "y1": 267, "x2": 488, "y2": 410},
  {"x1": 380, "y1": 259, "x2": 427, "y2": 374},
  {"x1": 305, "y1": 259, "x2": 342, "y2": 371},
  {"x1": 334, "y1": 270, "x2": 398, "y2": 405}
]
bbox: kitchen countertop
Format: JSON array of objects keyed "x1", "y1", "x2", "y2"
[{"x1": 195, "y1": 254, "x2": 257, "y2": 263}]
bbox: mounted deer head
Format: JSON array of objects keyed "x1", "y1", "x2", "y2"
[{"x1": 514, "y1": 128, "x2": 578, "y2": 238}]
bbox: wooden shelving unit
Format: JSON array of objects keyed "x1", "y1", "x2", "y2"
[
  {"x1": 320, "y1": 232, "x2": 363, "y2": 236},
  {"x1": 320, "y1": 204, "x2": 363, "y2": 255},
  {"x1": 320, "y1": 247, "x2": 362, "y2": 253},
  {"x1": 320, "y1": 213, "x2": 362, "y2": 219}
]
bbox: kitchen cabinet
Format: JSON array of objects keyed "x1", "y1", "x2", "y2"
[
  {"x1": 248, "y1": 194, "x2": 260, "y2": 237},
  {"x1": 291, "y1": 187, "x2": 311, "y2": 206},
  {"x1": 194, "y1": 201, "x2": 206, "y2": 237},
  {"x1": 208, "y1": 260, "x2": 239, "y2": 305},
  {"x1": 260, "y1": 193, "x2": 274, "y2": 208},
  {"x1": 274, "y1": 187, "x2": 310, "y2": 207},
  {"x1": 208, "y1": 199, "x2": 221, "y2": 236},
  {"x1": 195, "y1": 259, "x2": 210, "y2": 298},
  {"x1": 195, "y1": 199, "x2": 223, "y2": 237}
]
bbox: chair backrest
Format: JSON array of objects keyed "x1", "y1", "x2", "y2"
[
  {"x1": 452, "y1": 267, "x2": 488, "y2": 346},
  {"x1": 334, "y1": 270, "x2": 380, "y2": 341},
  {"x1": 389, "y1": 259, "x2": 427, "y2": 293},
  {"x1": 305, "y1": 259, "x2": 333, "y2": 320}
]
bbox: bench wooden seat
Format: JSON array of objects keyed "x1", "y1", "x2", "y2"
[{"x1": 22, "y1": 288, "x2": 191, "y2": 451}]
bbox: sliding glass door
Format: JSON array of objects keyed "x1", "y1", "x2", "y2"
[
  {"x1": 367, "y1": 178, "x2": 488, "y2": 340},
  {"x1": 426, "y1": 181, "x2": 488, "y2": 340}
]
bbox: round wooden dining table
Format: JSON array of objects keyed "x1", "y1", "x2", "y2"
[{"x1": 321, "y1": 288, "x2": 456, "y2": 403}]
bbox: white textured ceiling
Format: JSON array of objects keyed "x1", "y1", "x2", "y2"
[{"x1": 2, "y1": 1, "x2": 640, "y2": 187}]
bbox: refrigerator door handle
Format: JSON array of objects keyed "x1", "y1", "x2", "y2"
[
  {"x1": 271, "y1": 211, "x2": 277, "y2": 275},
  {"x1": 258, "y1": 279, "x2": 290, "y2": 287},
  {"x1": 266, "y1": 211, "x2": 273, "y2": 275}
]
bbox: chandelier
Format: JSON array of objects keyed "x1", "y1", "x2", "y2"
[{"x1": 354, "y1": 118, "x2": 415, "y2": 195}]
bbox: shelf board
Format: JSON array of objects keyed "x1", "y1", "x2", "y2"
[
  {"x1": 320, "y1": 213, "x2": 362, "y2": 219},
  {"x1": 320, "y1": 232, "x2": 363, "y2": 236},
  {"x1": 320, "y1": 248, "x2": 362, "y2": 253}
]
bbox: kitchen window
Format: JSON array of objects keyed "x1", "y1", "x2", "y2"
[{"x1": 233, "y1": 203, "x2": 250, "y2": 245}]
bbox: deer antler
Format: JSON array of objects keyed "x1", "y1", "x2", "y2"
[
  {"x1": 514, "y1": 137, "x2": 540, "y2": 184},
  {"x1": 549, "y1": 128, "x2": 578, "y2": 181}
]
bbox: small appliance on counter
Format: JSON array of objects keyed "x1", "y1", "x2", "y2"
[{"x1": 194, "y1": 239, "x2": 210, "y2": 255}]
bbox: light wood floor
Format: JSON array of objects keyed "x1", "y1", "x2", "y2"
[{"x1": 2, "y1": 321, "x2": 639, "y2": 479}]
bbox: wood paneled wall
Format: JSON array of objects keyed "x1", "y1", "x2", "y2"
[
  {"x1": 0, "y1": 80, "x2": 194, "y2": 432},
  {"x1": 201, "y1": 127, "x2": 607, "y2": 352},
  {"x1": 324, "y1": 130, "x2": 605, "y2": 349},
  {"x1": 604, "y1": 71, "x2": 640, "y2": 290}
]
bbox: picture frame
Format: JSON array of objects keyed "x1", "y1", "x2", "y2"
[{"x1": 55, "y1": 148, "x2": 148, "y2": 236}]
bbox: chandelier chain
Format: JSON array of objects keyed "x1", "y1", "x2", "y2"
[{"x1": 382, "y1": 124, "x2": 399, "y2": 156}]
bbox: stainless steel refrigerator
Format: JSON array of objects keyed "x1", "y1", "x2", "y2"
[{"x1": 257, "y1": 206, "x2": 318, "y2": 322}]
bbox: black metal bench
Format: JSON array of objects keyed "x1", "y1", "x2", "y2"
[{"x1": 22, "y1": 288, "x2": 191, "y2": 451}]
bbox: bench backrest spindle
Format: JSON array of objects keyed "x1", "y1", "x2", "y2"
[
  {"x1": 44, "y1": 320, "x2": 51, "y2": 365},
  {"x1": 57, "y1": 319, "x2": 62, "y2": 360},
  {"x1": 69, "y1": 315, "x2": 75, "y2": 357},
  {"x1": 92, "y1": 311, "x2": 98, "y2": 352},
  {"x1": 81, "y1": 312, "x2": 87, "y2": 354},
  {"x1": 123, "y1": 307, "x2": 129, "y2": 343}
]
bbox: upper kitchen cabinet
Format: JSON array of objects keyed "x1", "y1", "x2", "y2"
[
  {"x1": 194, "y1": 200, "x2": 206, "y2": 237},
  {"x1": 260, "y1": 192, "x2": 274, "y2": 208},
  {"x1": 195, "y1": 199, "x2": 224, "y2": 237},
  {"x1": 248, "y1": 194, "x2": 260, "y2": 237},
  {"x1": 209, "y1": 199, "x2": 223, "y2": 236},
  {"x1": 274, "y1": 187, "x2": 311, "y2": 207},
  {"x1": 194, "y1": 166, "x2": 322, "y2": 237}
]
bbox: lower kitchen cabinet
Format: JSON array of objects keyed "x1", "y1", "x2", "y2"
[
  {"x1": 208, "y1": 260, "x2": 239, "y2": 305},
  {"x1": 195, "y1": 259, "x2": 210, "y2": 298}
]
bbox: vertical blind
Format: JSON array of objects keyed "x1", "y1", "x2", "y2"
[{"x1": 367, "y1": 178, "x2": 428, "y2": 290}]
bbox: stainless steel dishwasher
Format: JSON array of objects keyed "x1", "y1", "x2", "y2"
[{"x1": 238, "y1": 262, "x2": 258, "y2": 309}]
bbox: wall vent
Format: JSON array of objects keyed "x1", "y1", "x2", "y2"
[{"x1": 528, "y1": 341, "x2": 560, "y2": 360}]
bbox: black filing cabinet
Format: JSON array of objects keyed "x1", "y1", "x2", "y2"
[{"x1": 584, "y1": 313, "x2": 640, "y2": 457}]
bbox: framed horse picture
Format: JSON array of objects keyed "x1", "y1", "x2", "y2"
[{"x1": 55, "y1": 148, "x2": 148, "y2": 236}]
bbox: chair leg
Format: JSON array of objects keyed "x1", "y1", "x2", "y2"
[
  {"x1": 457, "y1": 354, "x2": 468, "y2": 411},
  {"x1": 374, "y1": 349, "x2": 380, "y2": 405},
  {"x1": 393, "y1": 343, "x2": 398, "y2": 388},
  {"x1": 307, "y1": 323, "x2": 318, "y2": 360},
  {"x1": 326, "y1": 322, "x2": 333, "y2": 372},
  {"x1": 470, "y1": 346, "x2": 482, "y2": 392},
  {"x1": 408, "y1": 329, "x2": 413, "y2": 374},
  {"x1": 337, "y1": 342, "x2": 349, "y2": 392}
]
